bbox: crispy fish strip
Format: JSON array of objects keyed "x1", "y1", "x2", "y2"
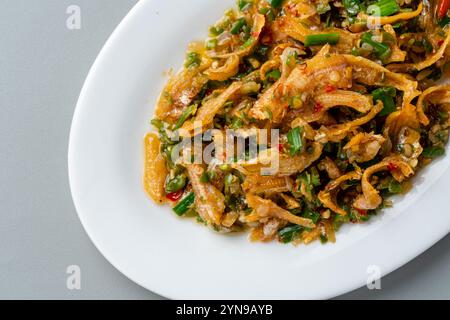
[
  {"x1": 343, "y1": 55, "x2": 420, "y2": 106},
  {"x1": 417, "y1": 84, "x2": 450, "y2": 126},
  {"x1": 344, "y1": 132, "x2": 386, "y2": 163},
  {"x1": 155, "y1": 70, "x2": 209, "y2": 123},
  {"x1": 385, "y1": 102, "x2": 421, "y2": 142},
  {"x1": 353, "y1": 156, "x2": 414, "y2": 210},
  {"x1": 246, "y1": 194, "x2": 315, "y2": 228},
  {"x1": 248, "y1": 47, "x2": 302, "y2": 122},
  {"x1": 242, "y1": 175, "x2": 293, "y2": 194},
  {"x1": 181, "y1": 81, "x2": 243, "y2": 135},
  {"x1": 204, "y1": 54, "x2": 240, "y2": 81},
  {"x1": 387, "y1": 28, "x2": 450, "y2": 72},
  {"x1": 305, "y1": 90, "x2": 373, "y2": 122},
  {"x1": 317, "y1": 101, "x2": 383, "y2": 143},
  {"x1": 318, "y1": 171, "x2": 362, "y2": 216},
  {"x1": 143, "y1": 133, "x2": 168, "y2": 204},
  {"x1": 241, "y1": 142, "x2": 323, "y2": 176},
  {"x1": 186, "y1": 164, "x2": 225, "y2": 225}
]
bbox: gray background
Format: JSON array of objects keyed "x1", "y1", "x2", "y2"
[{"x1": 0, "y1": 0, "x2": 449, "y2": 300}]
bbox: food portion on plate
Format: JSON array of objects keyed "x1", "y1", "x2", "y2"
[{"x1": 144, "y1": 0, "x2": 450, "y2": 245}]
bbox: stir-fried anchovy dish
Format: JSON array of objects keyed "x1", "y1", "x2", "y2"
[{"x1": 144, "y1": 0, "x2": 450, "y2": 245}]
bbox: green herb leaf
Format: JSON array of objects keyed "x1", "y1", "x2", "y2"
[{"x1": 372, "y1": 86, "x2": 397, "y2": 116}]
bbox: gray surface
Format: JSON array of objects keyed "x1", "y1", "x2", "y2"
[{"x1": 0, "y1": 0, "x2": 448, "y2": 300}]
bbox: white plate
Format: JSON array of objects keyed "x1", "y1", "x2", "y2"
[{"x1": 69, "y1": 0, "x2": 450, "y2": 299}]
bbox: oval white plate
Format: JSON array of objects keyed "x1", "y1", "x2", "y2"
[{"x1": 69, "y1": 0, "x2": 450, "y2": 299}]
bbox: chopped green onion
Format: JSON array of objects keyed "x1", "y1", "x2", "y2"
[
  {"x1": 388, "y1": 180, "x2": 402, "y2": 194},
  {"x1": 304, "y1": 32, "x2": 340, "y2": 47},
  {"x1": 372, "y1": 86, "x2": 397, "y2": 116},
  {"x1": 289, "y1": 95, "x2": 303, "y2": 109},
  {"x1": 422, "y1": 146, "x2": 445, "y2": 158},
  {"x1": 240, "y1": 36, "x2": 256, "y2": 49},
  {"x1": 230, "y1": 116, "x2": 244, "y2": 129},
  {"x1": 361, "y1": 32, "x2": 391, "y2": 61},
  {"x1": 302, "y1": 209, "x2": 320, "y2": 224},
  {"x1": 316, "y1": 3, "x2": 331, "y2": 14},
  {"x1": 422, "y1": 38, "x2": 433, "y2": 53},
  {"x1": 209, "y1": 26, "x2": 224, "y2": 37},
  {"x1": 238, "y1": 0, "x2": 253, "y2": 11},
  {"x1": 310, "y1": 167, "x2": 321, "y2": 187},
  {"x1": 173, "y1": 192, "x2": 195, "y2": 216},
  {"x1": 333, "y1": 213, "x2": 351, "y2": 231},
  {"x1": 200, "y1": 172, "x2": 210, "y2": 183},
  {"x1": 286, "y1": 50, "x2": 299, "y2": 66},
  {"x1": 266, "y1": 69, "x2": 281, "y2": 81},
  {"x1": 343, "y1": 0, "x2": 361, "y2": 16},
  {"x1": 351, "y1": 47, "x2": 361, "y2": 56},
  {"x1": 166, "y1": 174, "x2": 187, "y2": 193},
  {"x1": 259, "y1": 7, "x2": 276, "y2": 21},
  {"x1": 206, "y1": 38, "x2": 218, "y2": 50},
  {"x1": 270, "y1": 0, "x2": 284, "y2": 9},
  {"x1": 439, "y1": 15, "x2": 450, "y2": 28},
  {"x1": 366, "y1": 0, "x2": 400, "y2": 17},
  {"x1": 184, "y1": 52, "x2": 201, "y2": 69},
  {"x1": 230, "y1": 18, "x2": 246, "y2": 35},
  {"x1": 278, "y1": 224, "x2": 303, "y2": 243},
  {"x1": 381, "y1": 31, "x2": 396, "y2": 46},
  {"x1": 224, "y1": 174, "x2": 240, "y2": 195},
  {"x1": 173, "y1": 104, "x2": 197, "y2": 130},
  {"x1": 150, "y1": 118, "x2": 164, "y2": 130},
  {"x1": 287, "y1": 126, "x2": 304, "y2": 156},
  {"x1": 320, "y1": 234, "x2": 328, "y2": 244}
]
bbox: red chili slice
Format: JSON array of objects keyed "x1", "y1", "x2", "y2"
[
  {"x1": 313, "y1": 102, "x2": 324, "y2": 113},
  {"x1": 387, "y1": 162, "x2": 399, "y2": 172},
  {"x1": 325, "y1": 84, "x2": 337, "y2": 93},
  {"x1": 438, "y1": 0, "x2": 450, "y2": 19},
  {"x1": 166, "y1": 190, "x2": 183, "y2": 202},
  {"x1": 355, "y1": 208, "x2": 368, "y2": 216}
]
